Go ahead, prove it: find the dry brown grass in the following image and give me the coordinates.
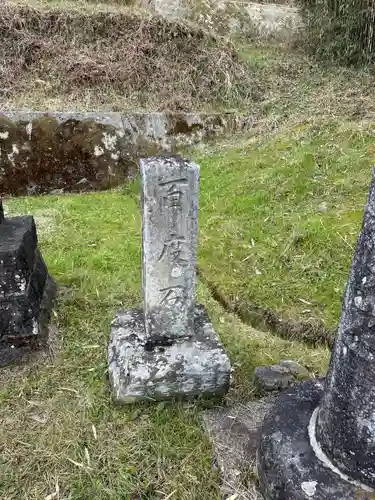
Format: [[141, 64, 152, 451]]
[[0, 1, 257, 111], [3, 0, 375, 128]]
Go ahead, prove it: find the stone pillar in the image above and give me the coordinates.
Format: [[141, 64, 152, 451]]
[[315, 173, 375, 486], [141, 155, 198, 341], [257, 168, 375, 499], [108, 154, 231, 404], [0, 200, 56, 365]]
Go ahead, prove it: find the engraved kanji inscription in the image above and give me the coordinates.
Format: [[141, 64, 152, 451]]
[[159, 177, 188, 209], [158, 234, 188, 265], [160, 285, 185, 306], [141, 156, 199, 339]]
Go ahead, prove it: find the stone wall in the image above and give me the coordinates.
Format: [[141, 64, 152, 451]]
[[0, 111, 253, 196], [141, 0, 301, 41], [244, 2, 300, 39]]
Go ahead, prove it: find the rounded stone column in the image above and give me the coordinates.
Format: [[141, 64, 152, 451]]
[[315, 175, 375, 486], [257, 168, 375, 499]]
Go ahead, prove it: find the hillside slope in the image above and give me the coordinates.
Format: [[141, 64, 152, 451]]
[[0, 1, 256, 111]]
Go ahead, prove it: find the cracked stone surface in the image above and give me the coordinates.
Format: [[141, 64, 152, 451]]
[[108, 305, 231, 403], [108, 154, 231, 403], [0, 112, 254, 196], [258, 379, 375, 499], [140, 155, 199, 340]]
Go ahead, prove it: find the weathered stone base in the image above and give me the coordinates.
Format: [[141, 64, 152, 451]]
[[108, 304, 231, 404], [0, 274, 56, 366], [257, 379, 375, 500]]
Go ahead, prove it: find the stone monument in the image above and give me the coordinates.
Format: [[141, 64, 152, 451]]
[[257, 169, 375, 499], [108, 154, 231, 403], [0, 199, 56, 365]]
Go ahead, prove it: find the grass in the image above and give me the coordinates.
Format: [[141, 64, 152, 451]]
[[0, 0, 373, 496], [2, 0, 375, 126], [196, 120, 374, 338], [0, 0, 255, 113], [0, 176, 330, 499]]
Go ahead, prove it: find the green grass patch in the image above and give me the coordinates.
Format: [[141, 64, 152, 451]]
[[0, 179, 329, 499], [197, 120, 375, 333]]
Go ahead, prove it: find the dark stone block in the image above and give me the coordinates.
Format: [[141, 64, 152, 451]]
[[0, 250, 48, 338], [0, 296, 33, 338], [0, 215, 37, 255], [0, 211, 56, 365], [27, 249, 48, 310], [258, 379, 372, 500], [0, 275, 56, 365], [0, 216, 38, 296]]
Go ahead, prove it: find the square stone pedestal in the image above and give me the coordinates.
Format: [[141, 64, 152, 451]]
[[108, 304, 231, 404]]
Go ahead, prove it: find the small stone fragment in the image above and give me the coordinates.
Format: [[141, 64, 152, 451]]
[[255, 365, 294, 392], [279, 360, 311, 380]]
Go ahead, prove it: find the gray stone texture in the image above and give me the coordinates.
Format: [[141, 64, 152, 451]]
[[0, 111, 253, 197], [258, 380, 373, 499], [255, 360, 311, 393], [258, 168, 375, 498], [316, 168, 375, 486], [140, 155, 199, 340], [108, 154, 231, 403], [279, 359, 311, 380], [254, 359, 311, 392], [121, 112, 253, 151], [0, 200, 56, 365], [108, 305, 231, 403], [255, 365, 295, 392]]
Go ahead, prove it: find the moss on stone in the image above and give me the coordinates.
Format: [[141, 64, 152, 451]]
[[0, 115, 131, 196]]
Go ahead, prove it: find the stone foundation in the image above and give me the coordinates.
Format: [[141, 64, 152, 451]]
[[258, 379, 374, 499], [108, 305, 231, 404]]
